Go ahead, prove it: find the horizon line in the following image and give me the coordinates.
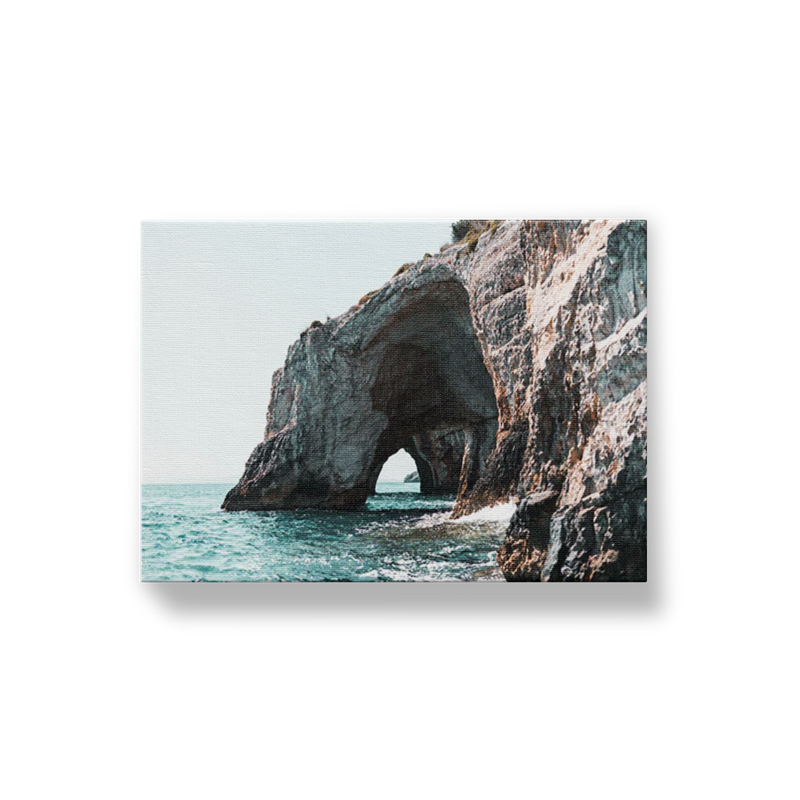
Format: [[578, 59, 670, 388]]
[[141, 478, 419, 486]]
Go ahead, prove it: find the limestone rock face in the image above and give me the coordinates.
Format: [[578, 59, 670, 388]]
[[223, 262, 498, 511], [487, 220, 647, 581], [406, 428, 465, 494], [223, 220, 647, 582]]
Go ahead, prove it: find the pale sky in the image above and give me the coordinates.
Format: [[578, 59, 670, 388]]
[[142, 220, 454, 484]]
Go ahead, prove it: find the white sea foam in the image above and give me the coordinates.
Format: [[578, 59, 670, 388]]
[[445, 501, 517, 524], [411, 511, 453, 529]]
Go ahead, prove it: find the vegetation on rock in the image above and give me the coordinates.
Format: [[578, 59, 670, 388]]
[[357, 289, 379, 306], [393, 262, 415, 277], [450, 219, 504, 252]]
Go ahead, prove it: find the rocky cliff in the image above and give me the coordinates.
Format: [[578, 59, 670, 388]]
[[223, 219, 647, 582]]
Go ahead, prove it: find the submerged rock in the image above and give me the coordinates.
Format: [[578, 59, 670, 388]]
[[223, 220, 647, 582]]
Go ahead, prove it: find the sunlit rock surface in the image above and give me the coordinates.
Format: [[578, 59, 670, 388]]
[[223, 263, 497, 511], [223, 220, 647, 582]]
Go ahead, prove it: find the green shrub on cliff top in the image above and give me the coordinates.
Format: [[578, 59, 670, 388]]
[[450, 219, 503, 250], [451, 219, 478, 242], [302, 320, 323, 334], [393, 262, 415, 277], [357, 289, 379, 306]]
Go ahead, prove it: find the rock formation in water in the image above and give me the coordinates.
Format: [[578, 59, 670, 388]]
[[223, 220, 647, 582], [375, 431, 462, 492], [404, 428, 465, 494], [223, 262, 497, 510]]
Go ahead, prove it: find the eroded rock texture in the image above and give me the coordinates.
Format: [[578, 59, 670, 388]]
[[484, 220, 647, 581], [404, 429, 465, 495], [223, 266, 497, 511], [223, 220, 647, 582]]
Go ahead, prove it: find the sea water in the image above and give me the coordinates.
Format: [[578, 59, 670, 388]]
[[141, 482, 510, 581]]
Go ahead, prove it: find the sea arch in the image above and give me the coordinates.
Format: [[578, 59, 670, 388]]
[[223, 269, 498, 511]]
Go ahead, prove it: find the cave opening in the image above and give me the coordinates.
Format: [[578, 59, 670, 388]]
[[222, 277, 500, 512], [363, 279, 499, 504], [374, 450, 420, 492]]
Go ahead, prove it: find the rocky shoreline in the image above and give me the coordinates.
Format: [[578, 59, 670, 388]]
[[224, 220, 647, 582]]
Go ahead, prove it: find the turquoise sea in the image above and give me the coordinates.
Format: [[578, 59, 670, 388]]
[[141, 482, 509, 581]]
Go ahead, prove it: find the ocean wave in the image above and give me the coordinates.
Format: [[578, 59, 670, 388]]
[[411, 511, 453, 529], [142, 483, 508, 582], [445, 501, 517, 525]]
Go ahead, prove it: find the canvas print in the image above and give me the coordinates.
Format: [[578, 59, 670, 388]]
[[142, 220, 647, 581]]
